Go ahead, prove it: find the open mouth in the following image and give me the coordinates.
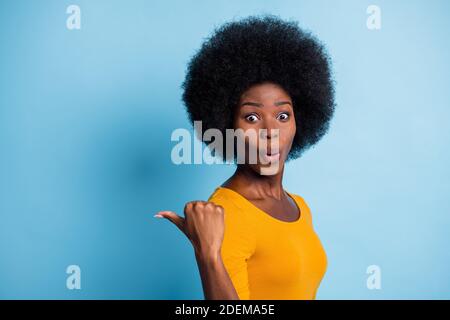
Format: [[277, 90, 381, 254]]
[[261, 150, 280, 163]]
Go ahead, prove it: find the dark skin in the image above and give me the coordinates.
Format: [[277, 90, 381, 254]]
[[155, 82, 299, 299], [223, 81, 299, 221]]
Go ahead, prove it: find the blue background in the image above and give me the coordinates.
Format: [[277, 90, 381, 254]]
[[1, 0, 449, 299]]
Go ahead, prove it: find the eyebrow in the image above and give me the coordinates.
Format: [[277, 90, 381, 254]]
[[240, 101, 292, 107]]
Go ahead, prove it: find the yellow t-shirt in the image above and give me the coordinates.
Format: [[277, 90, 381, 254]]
[[208, 186, 328, 300]]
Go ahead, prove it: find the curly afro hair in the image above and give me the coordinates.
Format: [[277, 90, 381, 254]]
[[181, 14, 336, 161]]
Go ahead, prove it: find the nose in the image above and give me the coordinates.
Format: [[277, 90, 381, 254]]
[[259, 118, 279, 140]]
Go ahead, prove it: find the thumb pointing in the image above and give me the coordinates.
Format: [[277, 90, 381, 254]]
[[155, 210, 185, 233]]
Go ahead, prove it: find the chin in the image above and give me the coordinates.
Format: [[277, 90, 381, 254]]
[[258, 161, 281, 176]]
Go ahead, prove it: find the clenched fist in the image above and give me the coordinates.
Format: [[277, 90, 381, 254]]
[[155, 201, 225, 259]]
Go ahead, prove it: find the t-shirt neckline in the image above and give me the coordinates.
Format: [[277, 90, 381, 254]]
[[216, 186, 303, 225]]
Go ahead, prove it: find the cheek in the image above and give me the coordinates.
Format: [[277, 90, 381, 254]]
[[279, 124, 296, 144], [233, 119, 254, 135], [287, 120, 297, 139]]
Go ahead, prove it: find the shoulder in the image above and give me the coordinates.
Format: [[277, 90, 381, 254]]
[[208, 187, 256, 247], [207, 187, 245, 213], [207, 187, 253, 228], [287, 192, 309, 209], [287, 191, 314, 226]]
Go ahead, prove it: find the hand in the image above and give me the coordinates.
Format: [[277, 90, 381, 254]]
[[155, 201, 225, 260]]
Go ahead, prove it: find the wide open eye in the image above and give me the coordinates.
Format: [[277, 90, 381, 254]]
[[277, 112, 290, 121], [245, 114, 259, 123]]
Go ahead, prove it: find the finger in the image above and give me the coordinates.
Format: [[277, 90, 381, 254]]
[[155, 211, 185, 232]]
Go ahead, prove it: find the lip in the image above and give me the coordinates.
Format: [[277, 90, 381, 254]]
[[261, 152, 280, 163]]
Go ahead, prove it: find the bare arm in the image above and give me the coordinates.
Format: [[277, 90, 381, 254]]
[[195, 250, 239, 300]]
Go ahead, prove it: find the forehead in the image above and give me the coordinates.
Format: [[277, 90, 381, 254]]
[[239, 82, 292, 102]]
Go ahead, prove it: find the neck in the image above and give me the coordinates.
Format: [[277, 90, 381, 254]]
[[231, 163, 286, 200]]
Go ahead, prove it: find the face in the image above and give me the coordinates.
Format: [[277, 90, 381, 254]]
[[233, 82, 296, 175]]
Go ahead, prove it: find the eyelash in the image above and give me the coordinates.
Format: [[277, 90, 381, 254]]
[[245, 112, 291, 123]]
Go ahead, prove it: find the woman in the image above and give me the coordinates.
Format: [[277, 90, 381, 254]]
[[155, 15, 335, 300]]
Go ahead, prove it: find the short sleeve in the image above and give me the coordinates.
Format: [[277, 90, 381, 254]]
[[208, 193, 256, 300]]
